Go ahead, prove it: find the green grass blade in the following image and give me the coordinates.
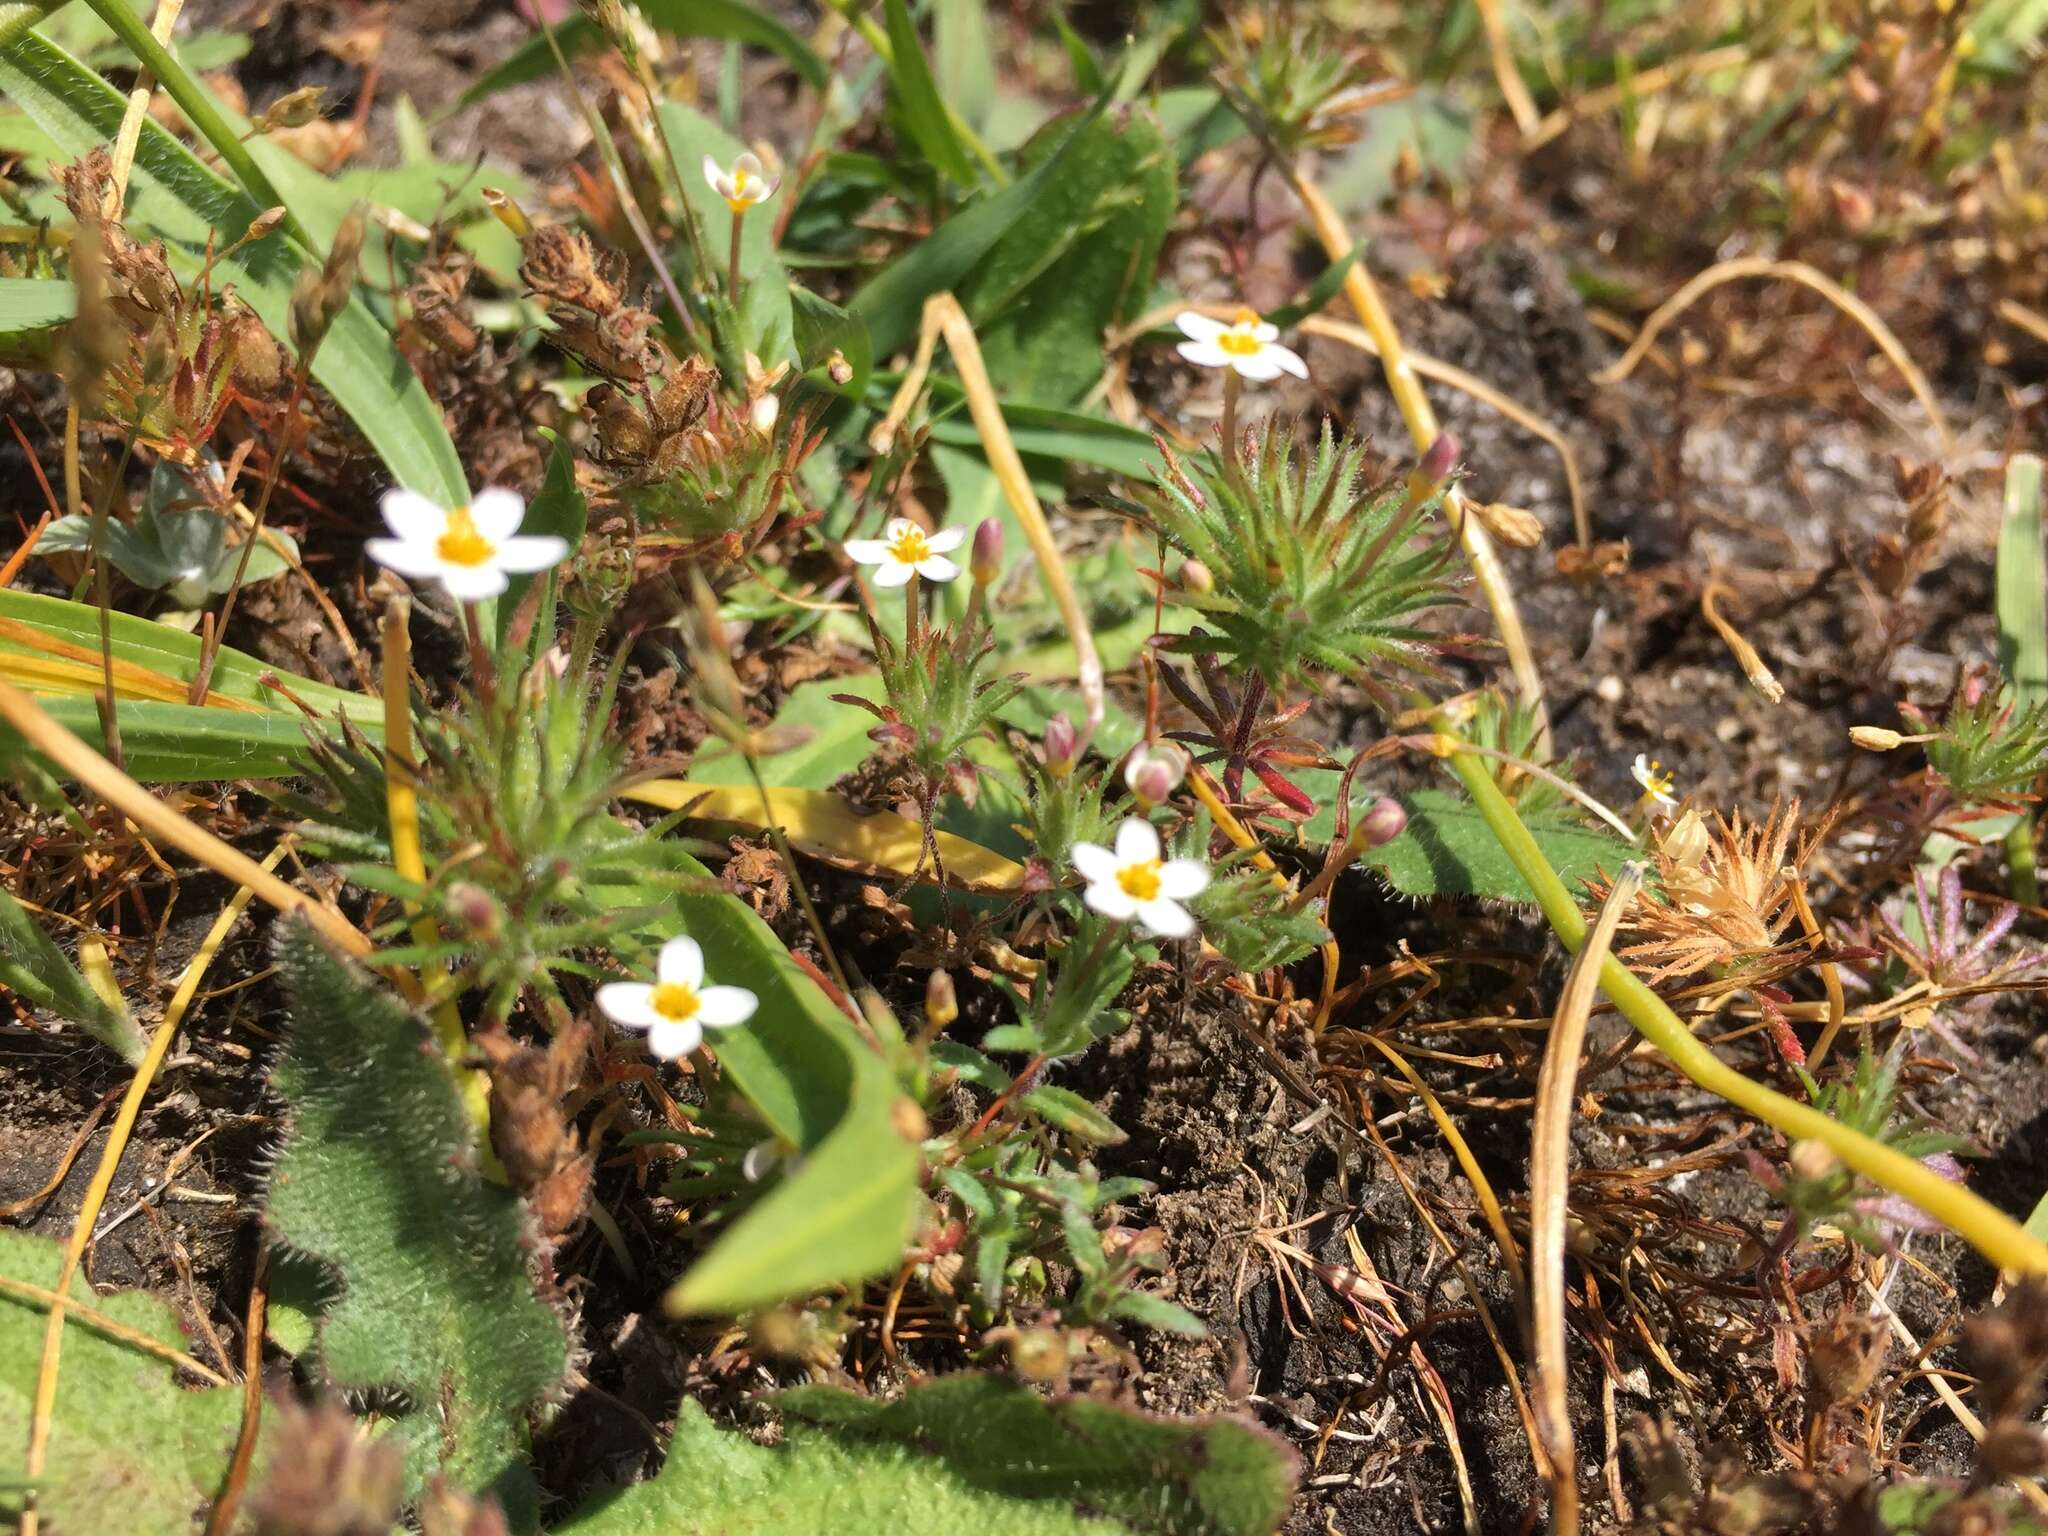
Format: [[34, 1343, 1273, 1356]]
[[883, 0, 977, 186], [1997, 453, 2046, 902]]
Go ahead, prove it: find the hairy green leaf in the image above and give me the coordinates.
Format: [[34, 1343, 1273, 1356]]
[[264, 925, 569, 1528], [556, 1377, 1297, 1536], [0, 1229, 246, 1533]]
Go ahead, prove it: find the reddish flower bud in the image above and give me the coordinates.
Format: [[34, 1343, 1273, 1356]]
[[1043, 712, 1078, 777], [1353, 796, 1408, 849], [971, 517, 1004, 586], [1124, 743, 1188, 807]]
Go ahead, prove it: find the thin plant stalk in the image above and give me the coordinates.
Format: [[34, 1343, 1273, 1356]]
[[1529, 862, 1643, 1536], [1441, 730, 2048, 1276], [100, 0, 185, 223]]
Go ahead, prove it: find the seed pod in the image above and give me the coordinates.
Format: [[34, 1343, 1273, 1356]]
[[1008, 1326, 1068, 1383], [1850, 725, 1904, 751], [254, 85, 325, 134], [924, 970, 958, 1032], [1472, 500, 1544, 548]]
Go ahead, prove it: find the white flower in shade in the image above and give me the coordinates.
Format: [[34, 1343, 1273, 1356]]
[[1174, 307, 1308, 382], [596, 936, 758, 1060], [703, 151, 779, 213], [1631, 753, 1679, 810], [1072, 818, 1210, 940], [366, 487, 568, 602], [844, 517, 966, 587]]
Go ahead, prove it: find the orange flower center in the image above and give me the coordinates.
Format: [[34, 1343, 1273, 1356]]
[[435, 506, 495, 567], [888, 527, 933, 566], [1116, 860, 1163, 902], [651, 981, 701, 1022]]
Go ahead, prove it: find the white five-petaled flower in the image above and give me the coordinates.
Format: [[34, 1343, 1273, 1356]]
[[1174, 307, 1309, 382], [366, 487, 568, 602], [1072, 818, 1210, 940], [1631, 753, 1679, 810], [844, 517, 967, 587], [703, 152, 779, 213], [596, 936, 758, 1061]]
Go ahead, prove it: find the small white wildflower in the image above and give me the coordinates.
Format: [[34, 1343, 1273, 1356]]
[[366, 487, 567, 602], [1631, 753, 1679, 810], [703, 151, 779, 213], [844, 517, 967, 587], [1174, 306, 1308, 382], [596, 935, 758, 1060], [1072, 818, 1209, 940], [1123, 743, 1188, 808]]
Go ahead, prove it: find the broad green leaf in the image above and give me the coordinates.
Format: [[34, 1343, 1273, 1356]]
[[0, 882, 143, 1060], [791, 282, 872, 399], [848, 91, 1113, 360], [456, 0, 828, 108], [0, 273, 71, 337], [884, 0, 976, 186], [265, 926, 570, 1528], [656, 100, 795, 363], [707, 674, 881, 790], [555, 1378, 1297, 1536], [0, 1229, 248, 1534], [958, 106, 1177, 406], [21, 696, 375, 782], [1317, 786, 1629, 904], [653, 849, 923, 1314], [0, 28, 468, 505]]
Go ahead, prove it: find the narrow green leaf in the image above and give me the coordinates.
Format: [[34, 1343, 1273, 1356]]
[[0, 273, 73, 334], [661, 850, 921, 1315], [18, 696, 378, 782], [1020, 1083, 1127, 1144], [0, 28, 468, 504], [884, 0, 976, 186], [1998, 455, 2047, 704], [0, 883, 143, 1060], [934, 0, 995, 131]]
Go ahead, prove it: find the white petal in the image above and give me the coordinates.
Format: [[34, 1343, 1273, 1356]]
[[1070, 842, 1119, 884], [703, 153, 726, 193], [884, 517, 919, 541], [1177, 338, 1228, 370], [468, 487, 526, 541], [1174, 311, 1225, 342], [696, 985, 758, 1028], [922, 525, 966, 553], [1136, 898, 1195, 939], [1631, 754, 1651, 780], [492, 535, 569, 574], [365, 536, 440, 578], [915, 554, 961, 583], [1250, 320, 1279, 342], [380, 488, 446, 541], [733, 151, 764, 179], [1113, 817, 1162, 864], [1266, 343, 1308, 379], [1229, 353, 1287, 382], [596, 982, 658, 1028], [1154, 859, 1210, 900], [1083, 881, 1140, 923], [843, 539, 892, 565], [439, 563, 509, 600], [871, 560, 915, 588], [647, 1018, 704, 1059], [659, 936, 705, 987]]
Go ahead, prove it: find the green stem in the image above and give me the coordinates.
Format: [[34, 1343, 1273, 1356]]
[[79, 0, 307, 250], [2008, 813, 2040, 906], [1438, 727, 2048, 1276]]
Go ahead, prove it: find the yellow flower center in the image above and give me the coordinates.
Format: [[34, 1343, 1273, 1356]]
[[1217, 307, 1264, 357], [650, 981, 701, 1022], [888, 527, 933, 566], [435, 506, 495, 568], [1116, 860, 1163, 902], [724, 166, 758, 212], [1639, 760, 1675, 798]]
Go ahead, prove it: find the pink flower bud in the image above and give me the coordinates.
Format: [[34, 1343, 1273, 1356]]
[[971, 517, 1003, 585], [1043, 713, 1078, 777], [1353, 796, 1408, 848], [1124, 743, 1188, 807], [1180, 558, 1213, 593], [1419, 431, 1459, 483]]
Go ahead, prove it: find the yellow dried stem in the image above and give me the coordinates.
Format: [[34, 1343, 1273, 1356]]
[[1530, 863, 1643, 1536], [1471, 0, 1541, 135], [1593, 258, 1955, 459], [102, 0, 185, 222]]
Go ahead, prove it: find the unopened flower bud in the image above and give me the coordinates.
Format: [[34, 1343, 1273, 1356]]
[[1179, 558, 1213, 593], [481, 186, 531, 238], [826, 349, 853, 386], [1787, 1139, 1842, 1185], [1849, 725, 1904, 751], [1405, 431, 1459, 512], [971, 517, 1003, 586], [749, 392, 779, 433], [1043, 713, 1078, 777], [445, 882, 500, 940], [924, 970, 958, 1032], [1472, 500, 1544, 549], [1124, 743, 1188, 808], [1352, 796, 1408, 849], [254, 85, 325, 134], [1008, 1326, 1068, 1383]]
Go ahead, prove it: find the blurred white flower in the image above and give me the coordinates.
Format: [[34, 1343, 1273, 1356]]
[[845, 517, 966, 587], [1072, 818, 1209, 939], [1631, 753, 1679, 810], [596, 935, 758, 1060], [703, 151, 779, 213], [1175, 307, 1308, 382], [366, 487, 567, 602]]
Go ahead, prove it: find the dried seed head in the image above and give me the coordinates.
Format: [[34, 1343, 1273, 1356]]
[[1807, 1309, 1888, 1404], [1008, 1326, 1069, 1383], [1472, 500, 1544, 548], [1850, 725, 1905, 751], [247, 1395, 404, 1536]]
